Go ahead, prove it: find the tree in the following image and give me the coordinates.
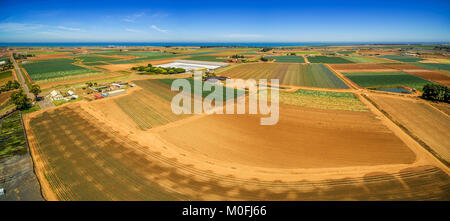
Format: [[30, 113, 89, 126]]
[[260, 56, 270, 62], [422, 84, 449, 102], [10, 90, 32, 110], [30, 84, 41, 101]]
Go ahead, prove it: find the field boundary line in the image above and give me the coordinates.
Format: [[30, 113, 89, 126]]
[[325, 64, 359, 89]]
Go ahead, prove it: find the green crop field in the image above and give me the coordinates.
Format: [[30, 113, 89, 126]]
[[343, 56, 388, 63], [294, 51, 321, 55], [109, 60, 138, 64], [337, 51, 355, 55], [379, 55, 424, 62], [267, 56, 305, 63], [76, 56, 118, 62], [343, 71, 433, 90], [117, 79, 243, 130], [115, 79, 188, 130], [0, 112, 27, 158], [126, 52, 173, 57], [22, 59, 98, 81], [130, 54, 182, 62], [238, 52, 259, 55], [182, 51, 218, 56], [278, 89, 368, 111], [29, 107, 189, 200], [0, 70, 13, 84], [308, 56, 354, 64], [412, 62, 450, 70], [30, 52, 63, 55], [83, 62, 108, 66], [221, 63, 348, 88], [185, 56, 228, 62]]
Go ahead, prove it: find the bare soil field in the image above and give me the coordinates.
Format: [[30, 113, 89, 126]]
[[0, 90, 14, 106], [27, 54, 72, 60], [329, 64, 397, 72], [23, 101, 450, 200], [368, 95, 450, 164], [403, 70, 450, 86], [158, 104, 415, 169], [430, 102, 450, 116]]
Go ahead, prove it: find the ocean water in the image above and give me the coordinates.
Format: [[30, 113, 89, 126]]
[[0, 42, 441, 47]]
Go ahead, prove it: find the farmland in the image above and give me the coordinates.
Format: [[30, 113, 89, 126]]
[[221, 63, 348, 88], [368, 95, 450, 164], [379, 55, 424, 62], [308, 56, 354, 64], [158, 103, 415, 169], [108, 60, 138, 64], [76, 56, 118, 63], [403, 70, 450, 86], [0, 70, 13, 85], [278, 89, 368, 111], [115, 80, 187, 130], [412, 62, 450, 70], [343, 56, 390, 63], [342, 71, 434, 90], [184, 56, 228, 62], [0, 112, 27, 158], [22, 59, 99, 82], [27, 107, 188, 200], [266, 56, 305, 63], [130, 54, 182, 62], [337, 51, 355, 55], [25, 103, 450, 200], [7, 45, 450, 201]]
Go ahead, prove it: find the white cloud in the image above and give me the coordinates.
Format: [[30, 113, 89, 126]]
[[151, 25, 167, 33], [0, 22, 44, 32], [125, 28, 144, 33], [57, 26, 81, 31], [122, 12, 145, 23], [226, 33, 263, 38]]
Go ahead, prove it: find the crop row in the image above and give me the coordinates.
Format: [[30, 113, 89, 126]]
[[343, 71, 434, 90], [22, 59, 97, 81], [29, 108, 187, 200], [221, 63, 348, 88]]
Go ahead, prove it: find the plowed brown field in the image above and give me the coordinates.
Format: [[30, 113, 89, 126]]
[[368, 95, 450, 164], [158, 104, 415, 169]]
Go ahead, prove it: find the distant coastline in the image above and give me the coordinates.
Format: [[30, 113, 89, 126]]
[[0, 42, 448, 47]]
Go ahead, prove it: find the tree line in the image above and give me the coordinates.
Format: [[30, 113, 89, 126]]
[[131, 64, 185, 75]]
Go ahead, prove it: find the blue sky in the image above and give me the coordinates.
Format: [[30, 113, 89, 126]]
[[0, 0, 449, 42]]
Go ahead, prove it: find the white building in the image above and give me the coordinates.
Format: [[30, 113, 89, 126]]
[[156, 60, 228, 72]]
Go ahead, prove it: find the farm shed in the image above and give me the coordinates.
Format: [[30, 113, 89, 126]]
[[156, 60, 228, 72], [107, 89, 125, 97]]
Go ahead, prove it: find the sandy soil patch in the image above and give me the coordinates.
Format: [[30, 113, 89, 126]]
[[329, 64, 392, 71], [157, 104, 415, 169], [27, 54, 72, 60], [403, 70, 450, 86]]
